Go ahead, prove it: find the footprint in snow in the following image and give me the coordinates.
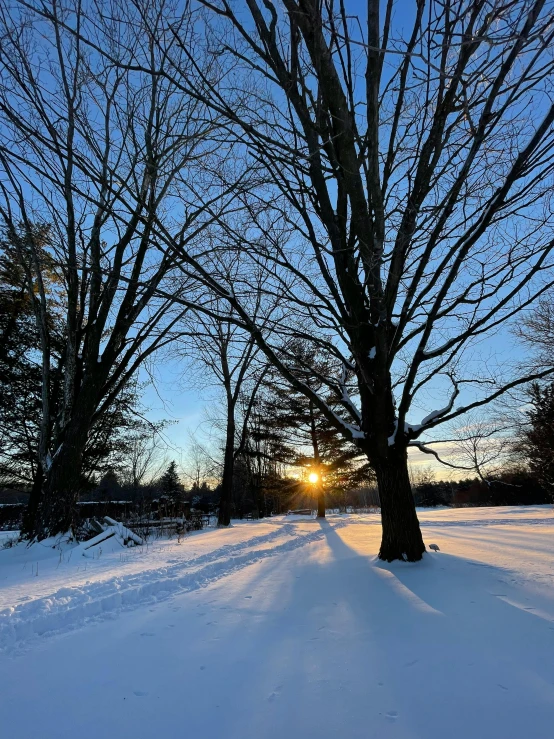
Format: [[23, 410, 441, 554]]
[[133, 691, 149, 697], [200, 666, 206, 670], [404, 659, 419, 668], [498, 684, 509, 691], [244, 596, 252, 599], [385, 711, 398, 721], [140, 632, 155, 637]]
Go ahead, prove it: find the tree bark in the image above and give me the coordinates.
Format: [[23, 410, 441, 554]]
[[310, 400, 325, 518], [21, 462, 43, 540], [26, 377, 101, 540], [316, 485, 326, 519], [218, 414, 235, 526], [35, 415, 93, 539], [374, 447, 426, 562], [40, 444, 85, 538]]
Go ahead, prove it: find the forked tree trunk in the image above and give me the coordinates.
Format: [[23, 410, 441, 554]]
[[23, 441, 86, 541], [26, 383, 99, 540], [40, 452, 83, 538], [35, 422, 90, 539], [374, 447, 426, 562]]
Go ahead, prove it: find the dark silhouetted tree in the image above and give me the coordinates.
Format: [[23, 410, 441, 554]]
[[518, 383, 554, 496], [159, 462, 184, 505]]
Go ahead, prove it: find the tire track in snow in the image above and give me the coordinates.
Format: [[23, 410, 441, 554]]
[[0, 520, 347, 653], [0, 523, 298, 614]]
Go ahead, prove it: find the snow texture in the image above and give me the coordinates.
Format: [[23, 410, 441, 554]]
[[1, 507, 554, 739]]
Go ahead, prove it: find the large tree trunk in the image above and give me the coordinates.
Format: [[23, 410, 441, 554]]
[[374, 447, 426, 562], [34, 418, 91, 539], [316, 486, 326, 518], [23, 431, 88, 541], [21, 462, 44, 540], [40, 443, 85, 538], [26, 379, 100, 541], [218, 414, 235, 526]]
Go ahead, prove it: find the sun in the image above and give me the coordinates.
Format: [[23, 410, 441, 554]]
[[308, 472, 319, 484]]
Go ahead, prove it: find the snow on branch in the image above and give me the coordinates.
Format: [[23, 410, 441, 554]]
[[338, 363, 362, 423], [406, 376, 460, 438]]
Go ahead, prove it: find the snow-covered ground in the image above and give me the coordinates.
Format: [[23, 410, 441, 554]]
[[1, 506, 554, 738]]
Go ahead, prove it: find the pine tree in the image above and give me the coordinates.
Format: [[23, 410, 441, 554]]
[[238, 398, 292, 517], [0, 228, 62, 488], [159, 462, 184, 505], [256, 342, 373, 516], [520, 382, 554, 494], [97, 469, 121, 502], [0, 228, 163, 496]]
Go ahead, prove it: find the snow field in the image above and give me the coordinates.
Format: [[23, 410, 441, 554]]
[[0, 506, 553, 739], [0, 521, 347, 652]]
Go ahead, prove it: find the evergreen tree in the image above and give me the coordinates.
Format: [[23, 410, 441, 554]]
[[0, 229, 164, 494], [0, 228, 63, 487], [97, 469, 122, 502], [519, 382, 554, 494], [255, 342, 373, 516], [159, 462, 184, 504], [236, 396, 292, 517]]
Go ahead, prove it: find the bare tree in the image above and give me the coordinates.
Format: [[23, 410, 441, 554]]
[[182, 434, 214, 492], [449, 413, 512, 483], [156, 0, 554, 560], [16, 1, 554, 559], [183, 293, 270, 525], [516, 293, 554, 370], [0, 0, 231, 538], [123, 424, 168, 493]]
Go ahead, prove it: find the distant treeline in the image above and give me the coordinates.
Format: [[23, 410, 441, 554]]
[[2, 465, 551, 533], [413, 468, 551, 508]]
